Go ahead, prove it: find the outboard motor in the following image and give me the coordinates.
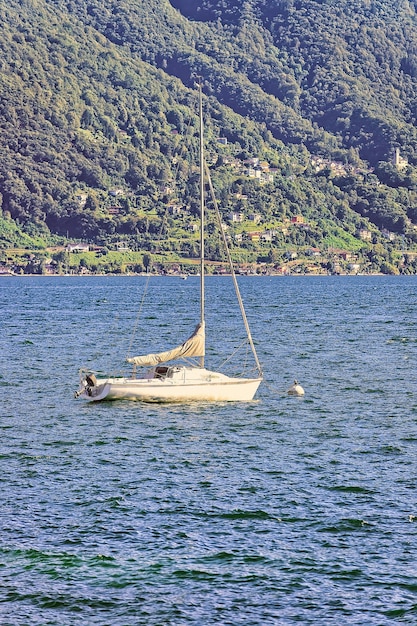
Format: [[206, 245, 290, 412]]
[[86, 374, 97, 387]]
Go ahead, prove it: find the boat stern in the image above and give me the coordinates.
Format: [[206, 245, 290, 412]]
[[75, 371, 110, 402]]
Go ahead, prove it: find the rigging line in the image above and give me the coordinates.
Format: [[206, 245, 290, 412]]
[[105, 296, 139, 373], [104, 310, 126, 376], [126, 273, 151, 357], [204, 162, 263, 378], [218, 337, 251, 369], [227, 343, 259, 378]]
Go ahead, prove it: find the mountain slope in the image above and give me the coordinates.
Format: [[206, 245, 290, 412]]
[[54, 0, 417, 163], [189, 0, 417, 164], [0, 0, 416, 270]]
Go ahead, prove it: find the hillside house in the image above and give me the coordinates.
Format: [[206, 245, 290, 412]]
[[382, 229, 396, 241], [44, 259, 57, 274], [331, 250, 354, 261], [306, 248, 321, 256], [291, 215, 304, 224], [247, 231, 261, 242], [230, 211, 244, 223], [247, 167, 262, 179], [75, 193, 88, 207], [168, 204, 183, 216], [311, 156, 348, 176], [67, 243, 90, 253], [260, 231, 273, 243], [109, 188, 124, 197], [223, 157, 241, 170], [358, 229, 372, 242], [248, 213, 262, 224], [244, 158, 260, 167]]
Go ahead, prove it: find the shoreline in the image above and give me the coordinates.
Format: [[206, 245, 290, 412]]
[[0, 271, 395, 278]]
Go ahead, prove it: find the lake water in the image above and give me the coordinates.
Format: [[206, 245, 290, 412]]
[[1, 275, 416, 625]]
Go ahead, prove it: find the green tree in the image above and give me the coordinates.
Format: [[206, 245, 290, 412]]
[[143, 253, 152, 272]]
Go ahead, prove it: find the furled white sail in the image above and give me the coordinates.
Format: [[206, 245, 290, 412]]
[[126, 322, 205, 366]]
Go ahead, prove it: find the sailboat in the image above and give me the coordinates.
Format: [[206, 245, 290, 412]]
[[75, 84, 263, 403]]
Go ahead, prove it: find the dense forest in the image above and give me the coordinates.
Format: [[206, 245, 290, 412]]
[[1, 0, 417, 273]]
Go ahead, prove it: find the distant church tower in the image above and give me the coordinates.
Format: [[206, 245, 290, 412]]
[[393, 148, 408, 170]]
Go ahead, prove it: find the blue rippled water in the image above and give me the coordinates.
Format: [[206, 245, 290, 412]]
[[1, 275, 416, 625]]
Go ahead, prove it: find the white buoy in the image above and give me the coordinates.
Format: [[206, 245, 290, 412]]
[[287, 380, 305, 396]]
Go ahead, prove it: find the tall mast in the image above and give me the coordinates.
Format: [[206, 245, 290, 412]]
[[199, 80, 205, 368]]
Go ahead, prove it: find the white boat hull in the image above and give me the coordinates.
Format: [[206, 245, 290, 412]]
[[78, 367, 262, 403]]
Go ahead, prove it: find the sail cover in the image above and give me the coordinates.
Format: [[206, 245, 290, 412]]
[[127, 322, 205, 366]]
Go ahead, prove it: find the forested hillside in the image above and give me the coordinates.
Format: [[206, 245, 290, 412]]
[[1, 0, 417, 274]]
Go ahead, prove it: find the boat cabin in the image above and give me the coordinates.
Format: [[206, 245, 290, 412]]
[[151, 365, 188, 380], [153, 366, 170, 378]]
